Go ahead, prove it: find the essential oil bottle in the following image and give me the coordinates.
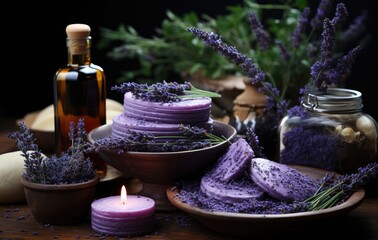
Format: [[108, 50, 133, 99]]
[[53, 23, 107, 176]]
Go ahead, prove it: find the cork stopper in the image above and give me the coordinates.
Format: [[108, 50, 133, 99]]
[[66, 24, 91, 39]]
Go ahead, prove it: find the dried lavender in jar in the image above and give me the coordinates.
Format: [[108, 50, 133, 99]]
[[279, 88, 378, 174]]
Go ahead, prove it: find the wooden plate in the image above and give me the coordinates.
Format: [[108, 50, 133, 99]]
[[166, 165, 365, 238]]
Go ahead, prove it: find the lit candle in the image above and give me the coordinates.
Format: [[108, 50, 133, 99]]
[[91, 185, 156, 236]]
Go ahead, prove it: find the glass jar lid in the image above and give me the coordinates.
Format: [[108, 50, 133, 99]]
[[301, 88, 363, 113]]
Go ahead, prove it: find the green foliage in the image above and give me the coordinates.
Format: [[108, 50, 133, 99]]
[[98, 1, 304, 84], [98, 0, 367, 106]]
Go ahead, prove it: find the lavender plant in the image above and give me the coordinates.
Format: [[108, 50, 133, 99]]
[[8, 119, 96, 184], [188, 0, 365, 121]]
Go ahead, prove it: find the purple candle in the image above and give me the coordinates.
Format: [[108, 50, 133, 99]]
[[91, 186, 156, 236]]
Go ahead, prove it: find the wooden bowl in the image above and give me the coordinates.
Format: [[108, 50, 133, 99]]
[[88, 120, 237, 211]]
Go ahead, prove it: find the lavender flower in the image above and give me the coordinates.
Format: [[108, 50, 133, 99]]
[[320, 18, 336, 62], [188, 27, 287, 118], [245, 128, 265, 158], [291, 7, 310, 49], [277, 41, 290, 61], [286, 105, 308, 118], [310, 0, 334, 31], [8, 119, 96, 184], [331, 3, 348, 30], [111, 80, 220, 102], [339, 10, 368, 47], [93, 125, 227, 153], [248, 12, 271, 51], [308, 18, 361, 92], [336, 46, 361, 77], [305, 162, 378, 210]]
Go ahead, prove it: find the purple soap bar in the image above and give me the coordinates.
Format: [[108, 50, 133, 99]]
[[200, 174, 265, 203], [211, 138, 254, 182], [249, 158, 318, 202]]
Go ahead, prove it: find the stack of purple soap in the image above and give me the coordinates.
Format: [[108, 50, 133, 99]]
[[112, 92, 213, 139]]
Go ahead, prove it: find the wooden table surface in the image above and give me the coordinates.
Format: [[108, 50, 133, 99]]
[[1, 117, 378, 240]]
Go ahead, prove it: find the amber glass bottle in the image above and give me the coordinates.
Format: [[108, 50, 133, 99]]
[[53, 23, 107, 176]]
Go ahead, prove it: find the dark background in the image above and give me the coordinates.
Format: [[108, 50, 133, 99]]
[[2, 0, 377, 121]]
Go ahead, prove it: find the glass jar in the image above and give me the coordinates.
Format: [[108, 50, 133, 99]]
[[279, 88, 377, 174]]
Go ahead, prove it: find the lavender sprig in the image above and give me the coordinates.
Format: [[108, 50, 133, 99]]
[[339, 10, 368, 48], [310, 0, 334, 31], [308, 18, 361, 92], [111, 80, 220, 102], [248, 12, 271, 51], [291, 7, 310, 49], [245, 128, 265, 158], [187, 27, 287, 118], [305, 162, 378, 211], [331, 3, 348, 31], [93, 124, 228, 153]]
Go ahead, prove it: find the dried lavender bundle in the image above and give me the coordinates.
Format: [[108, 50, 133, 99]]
[[92, 124, 226, 153], [111, 80, 220, 102], [305, 162, 378, 211]]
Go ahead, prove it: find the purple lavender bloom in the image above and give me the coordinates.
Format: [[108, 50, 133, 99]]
[[277, 41, 291, 61], [291, 7, 310, 49], [308, 18, 337, 92], [93, 124, 223, 153], [336, 46, 361, 79], [287, 105, 308, 118], [187, 27, 270, 92], [179, 124, 207, 139], [8, 120, 96, 184], [248, 12, 271, 51], [320, 18, 336, 61], [306, 162, 378, 210], [245, 128, 265, 158], [337, 162, 378, 198], [310, 0, 334, 31], [339, 10, 368, 46], [331, 3, 348, 30], [308, 18, 361, 92]]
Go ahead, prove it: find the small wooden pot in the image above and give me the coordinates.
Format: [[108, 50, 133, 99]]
[[21, 176, 99, 225]]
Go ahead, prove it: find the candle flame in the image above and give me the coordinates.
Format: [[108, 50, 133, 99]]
[[121, 185, 127, 205]]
